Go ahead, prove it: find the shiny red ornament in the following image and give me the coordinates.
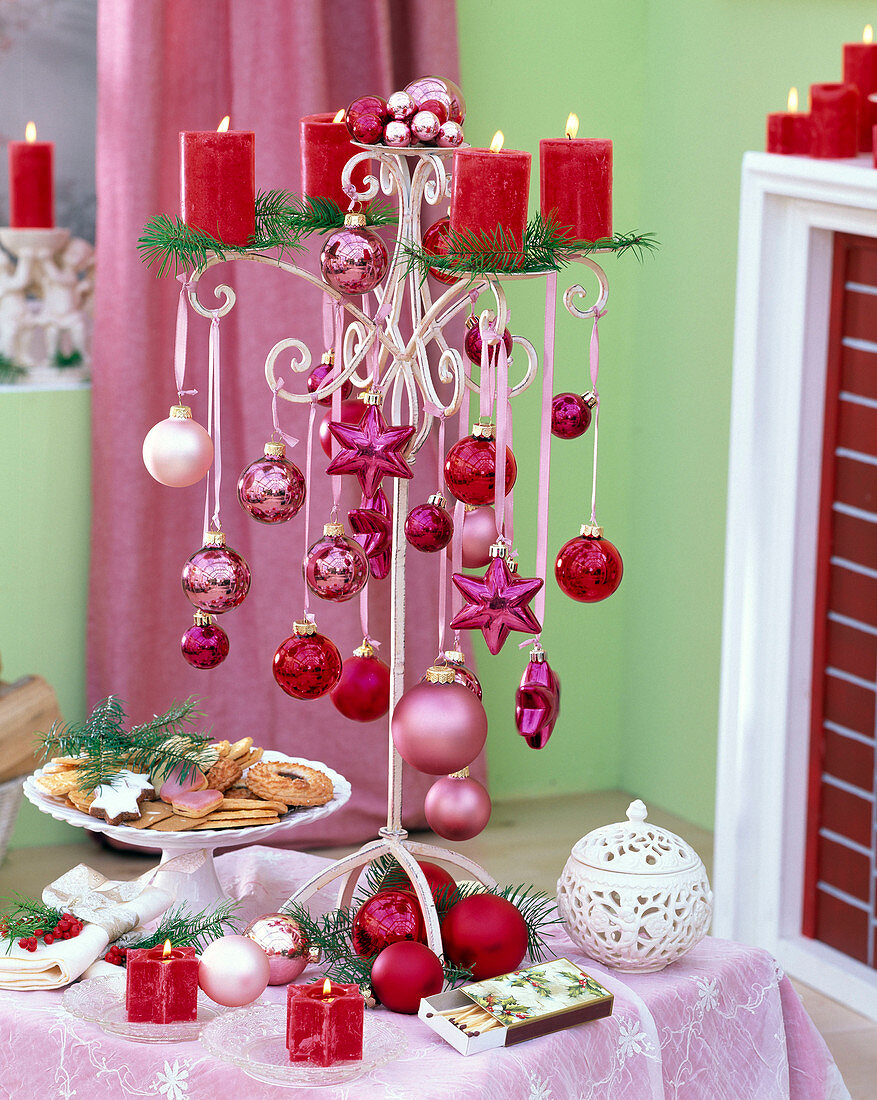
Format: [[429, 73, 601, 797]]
[[444, 428, 516, 507], [515, 651, 561, 749], [320, 398, 366, 459], [348, 487, 392, 580], [303, 523, 369, 603], [463, 317, 514, 367], [345, 95, 388, 134], [451, 552, 542, 655], [320, 216, 389, 296], [180, 611, 229, 670], [425, 774, 492, 841], [330, 641, 390, 722], [181, 533, 251, 614], [555, 527, 623, 603], [349, 112, 384, 145], [391, 670, 488, 775], [370, 941, 444, 1015], [273, 621, 342, 700], [237, 442, 306, 524], [307, 355, 353, 406], [404, 494, 453, 552], [326, 400, 415, 498], [421, 216, 457, 285], [551, 392, 593, 440], [441, 894, 529, 980], [351, 889, 425, 958]]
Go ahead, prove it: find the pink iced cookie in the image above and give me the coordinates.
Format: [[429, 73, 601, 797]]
[[160, 764, 208, 804], [171, 788, 223, 818]]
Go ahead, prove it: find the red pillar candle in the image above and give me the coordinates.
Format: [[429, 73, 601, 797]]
[[125, 942, 199, 1024], [766, 87, 811, 155], [301, 112, 369, 212], [540, 113, 612, 243], [843, 25, 877, 151], [8, 122, 54, 228], [450, 132, 531, 258], [287, 978, 364, 1066], [810, 83, 860, 159], [180, 118, 255, 247]]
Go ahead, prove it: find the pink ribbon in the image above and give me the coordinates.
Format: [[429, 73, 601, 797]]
[[174, 274, 197, 399], [533, 272, 558, 633], [270, 378, 299, 449], [302, 400, 318, 617], [588, 308, 606, 526], [359, 586, 380, 650], [202, 312, 222, 539], [492, 324, 511, 546], [330, 301, 344, 520], [449, 352, 471, 617], [322, 293, 333, 349]]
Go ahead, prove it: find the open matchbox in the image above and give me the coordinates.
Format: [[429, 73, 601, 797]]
[[418, 957, 613, 1055]]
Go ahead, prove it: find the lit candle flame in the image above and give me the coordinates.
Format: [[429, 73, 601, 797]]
[[865, 24, 873, 43], [25, 121, 36, 143], [217, 116, 231, 133], [566, 112, 580, 139], [489, 130, 504, 153], [787, 87, 798, 113], [322, 978, 332, 996], [162, 939, 172, 959], [333, 108, 345, 124]]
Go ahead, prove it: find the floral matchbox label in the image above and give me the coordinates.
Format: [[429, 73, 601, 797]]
[[463, 958, 613, 1029]]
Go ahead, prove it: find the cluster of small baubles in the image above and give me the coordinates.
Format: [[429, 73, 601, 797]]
[[555, 523, 623, 602], [303, 521, 370, 602], [551, 390, 597, 440], [321, 212, 389, 296], [345, 76, 465, 149], [237, 440, 306, 524], [273, 618, 342, 700], [405, 492, 454, 553]]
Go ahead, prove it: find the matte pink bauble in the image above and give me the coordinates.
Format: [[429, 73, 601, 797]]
[[425, 774, 492, 841], [411, 110, 440, 144], [142, 405, 213, 487], [181, 534, 250, 614], [320, 398, 366, 458], [307, 358, 353, 406], [273, 621, 342, 700], [421, 216, 457, 285], [436, 121, 464, 148], [370, 941, 444, 1014], [244, 912, 320, 986], [444, 432, 517, 507], [237, 443, 306, 524], [404, 496, 453, 552], [447, 505, 498, 569], [198, 935, 270, 1007], [321, 218, 388, 296], [463, 318, 514, 366], [551, 393, 592, 439], [391, 673, 488, 775], [303, 523, 369, 602], [180, 611, 229, 669], [383, 120, 412, 148], [555, 529, 623, 602], [330, 643, 390, 722]]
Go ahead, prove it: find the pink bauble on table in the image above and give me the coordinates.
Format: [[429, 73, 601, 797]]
[[198, 935, 270, 1007], [320, 216, 389, 295], [436, 121, 464, 148], [303, 523, 369, 603], [404, 494, 454, 552], [273, 621, 342, 700], [383, 121, 412, 148], [444, 428, 517, 507], [237, 442, 306, 524], [244, 912, 320, 986], [404, 76, 466, 125], [425, 773, 492, 841], [181, 532, 250, 614], [180, 611, 229, 669], [555, 526, 623, 602], [411, 110, 441, 144], [370, 941, 444, 1014], [463, 316, 513, 367], [142, 405, 213, 488], [386, 91, 417, 122], [330, 642, 391, 722], [551, 392, 593, 439], [391, 668, 488, 775]]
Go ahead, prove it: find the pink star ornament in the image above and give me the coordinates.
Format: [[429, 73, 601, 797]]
[[326, 404, 415, 498], [450, 556, 543, 655]]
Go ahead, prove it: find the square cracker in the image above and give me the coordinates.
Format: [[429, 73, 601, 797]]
[[127, 801, 176, 829]]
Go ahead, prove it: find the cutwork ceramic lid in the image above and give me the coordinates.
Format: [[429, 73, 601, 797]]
[[569, 799, 702, 875]]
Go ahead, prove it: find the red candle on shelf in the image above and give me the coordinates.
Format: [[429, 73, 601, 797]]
[[450, 132, 531, 259], [810, 83, 860, 159], [125, 940, 199, 1024], [287, 977, 364, 1066], [843, 25, 877, 151], [540, 113, 612, 243], [180, 116, 255, 246], [766, 87, 811, 155], [301, 110, 369, 212], [8, 122, 54, 228]]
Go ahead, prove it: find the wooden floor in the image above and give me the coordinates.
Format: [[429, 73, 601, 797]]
[[2, 790, 875, 1096]]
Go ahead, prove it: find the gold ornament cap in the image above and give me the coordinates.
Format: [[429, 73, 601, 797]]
[[427, 492, 447, 509], [508, 559, 519, 573], [449, 767, 471, 779], [170, 404, 192, 420], [472, 421, 495, 440], [529, 646, 546, 663], [580, 523, 604, 538], [321, 349, 335, 366], [205, 530, 226, 547], [488, 541, 508, 559], [582, 390, 598, 408], [293, 619, 317, 636], [264, 440, 285, 458], [465, 314, 478, 330], [344, 212, 367, 228], [444, 649, 465, 665], [424, 664, 455, 684], [193, 610, 213, 627], [353, 638, 375, 658], [360, 388, 382, 406], [324, 521, 345, 537]]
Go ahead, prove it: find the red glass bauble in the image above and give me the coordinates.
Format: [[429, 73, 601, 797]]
[[463, 320, 514, 367], [555, 532, 623, 603], [446, 505, 498, 569], [515, 654, 561, 749], [303, 526, 369, 602], [444, 434, 517, 507], [320, 398, 366, 459], [404, 499, 453, 552], [421, 217, 456, 285], [237, 445, 306, 524], [425, 775, 492, 841], [307, 360, 353, 407], [330, 646, 390, 722], [391, 677, 487, 775], [351, 889, 425, 958], [345, 95, 388, 132], [349, 112, 384, 145], [551, 393, 592, 440], [441, 894, 529, 980], [180, 614, 229, 670], [370, 941, 444, 1014], [397, 860, 456, 906], [273, 626, 342, 700], [181, 536, 250, 614], [321, 224, 389, 296]]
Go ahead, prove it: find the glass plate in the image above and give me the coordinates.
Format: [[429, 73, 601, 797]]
[[63, 974, 228, 1043], [200, 1003, 407, 1088]]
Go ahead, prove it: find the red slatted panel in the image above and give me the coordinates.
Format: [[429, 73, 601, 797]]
[[827, 565, 877, 628], [826, 618, 877, 681], [836, 400, 877, 453], [822, 728, 874, 789], [835, 456, 877, 512], [840, 346, 877, 402], [819, 782, 873, 848], [833, 511, 877, 571], [846, 247, 877, 284], [814, 891, 870, 963], [822, 672, 875, 733], [817, 835, 871, 901], [842, 293, 877, 344]]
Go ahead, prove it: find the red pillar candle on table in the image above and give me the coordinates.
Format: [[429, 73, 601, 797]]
[[125, 941, 199, 1024], [8, 122, 54, 228], [287, 977, 364, 1066], [301, 111, 369, 212], [450, 132, 531, 258], [810, 83, 860, 159], [843, 25, 877, 151], [540, 113, 612, 243], [180, 116, 255, 247], [766, 87, 811, 155]]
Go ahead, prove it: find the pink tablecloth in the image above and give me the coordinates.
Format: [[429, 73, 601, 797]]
[[0, 847, 849, 1099]]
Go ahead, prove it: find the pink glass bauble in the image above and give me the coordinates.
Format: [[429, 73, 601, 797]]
[[386, 90, 417, 122], [345, 95, 388, 132], [447, 505, 498, 569], [436, 120, 464, 148], [273, 624, 342, 700], [516, 653, 561, 749], [441, 895, 528, 981], [142, 406, 213, 488], [330, 645, 391, 722], [180, 612, 229, 669], [425, 774, 492, 841], [181, 535, 250, 614], [320, 398, 366, 458], [404, 498, 453, 552], [349, 486, 392, 579], [197, 935, 270, 1007], [404, 76, 466, 124], [370, 941, 444, 1014], [391, 675, 488, 775], [244, 912, 320, 986], [440, 77, 466, 124], [352, 889, 425, 958], [307, 359, 353, 406], [444, 433, 517, 506], [421, 216, 457, 285], [551, 392, 592, 439], [350, 112, 384, 145], [321, 223, 389, 295], [464, 319, 514, 366], [383, 120, 412, 148], [237, 444, 306, 524], [555, 531, 623, 602], [411, 110, 440, 144], [303, 525, 369, 602]]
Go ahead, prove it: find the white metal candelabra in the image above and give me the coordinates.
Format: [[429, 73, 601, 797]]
[[181, 141, 609, 953]]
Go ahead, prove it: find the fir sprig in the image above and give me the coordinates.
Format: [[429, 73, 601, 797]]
[[0, 353, 26, 382], [0, 896, 62, 952], [125, 901, 240, 952]]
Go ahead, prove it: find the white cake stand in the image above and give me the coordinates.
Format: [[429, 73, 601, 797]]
[[22, 751, 351, 909]]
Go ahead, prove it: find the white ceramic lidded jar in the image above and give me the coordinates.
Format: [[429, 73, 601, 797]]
[[557, 799, 713, 972]]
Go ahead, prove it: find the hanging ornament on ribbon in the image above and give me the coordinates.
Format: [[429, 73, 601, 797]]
[[551, 390, 597, 440], [424, 768, 491, 841], [303, 521, 370, 603], [273, 618, 342, 700], [325, 390, 415, 497], [463, 313, 513, 367], [391, 665, 488, 775], [331, 638, 391, 722], [349, 487, 393, 580], [320, 212, 389, 295], [307, 348, 353, 407], [180, 610, 230, 670], [444, 422, 516, 507], [515, 646, 561, 749], [405, 493, 453, 553], [181, 531, 250, 614], [451, 543, 542, 655], [427, 649, 482, 698], [238, 376, 306, 524]]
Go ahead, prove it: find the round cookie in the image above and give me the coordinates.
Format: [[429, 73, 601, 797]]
[[246, 761, 333, 807]]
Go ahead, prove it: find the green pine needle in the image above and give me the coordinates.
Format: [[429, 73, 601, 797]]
[[125, 901, 240, 952], [0, 354, 26, 382], [0, 896, 63, 952]]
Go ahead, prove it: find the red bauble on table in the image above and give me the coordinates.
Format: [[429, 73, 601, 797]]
[[515, 650, 561, 749], [320, 397, 366, 458], [273, 620, 342, 700], [320, 214, 389, 296], [181, 531, 250, 614], [551, 392, 595, 440], [307, 351, 353, 407], [370, 941, 444, 1014], [180, 610, 229, 669], [349, 112, 384, 145], [391, 666, 488, 775], [555, 525, 623, 602], [330, 640, 390, 722], [463, 315, 514, 367], [444, 425, 517, 507], [441, 894, 529, 980], [405, 493, 454, 552], [421, 217, 457, 285], [303, 522, 369, 603], [352, 889, 425, 958], [425, 773, 492, 841], [142, 404, 214, 487], [396, 860, 456, 905], [237, 441, 306, 524]]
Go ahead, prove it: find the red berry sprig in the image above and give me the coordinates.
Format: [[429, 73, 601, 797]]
[[104, 944, 128, 966], [19, 912, 85, 951]]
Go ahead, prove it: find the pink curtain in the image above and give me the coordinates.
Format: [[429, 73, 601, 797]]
[[90, 0, 476, 845]]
